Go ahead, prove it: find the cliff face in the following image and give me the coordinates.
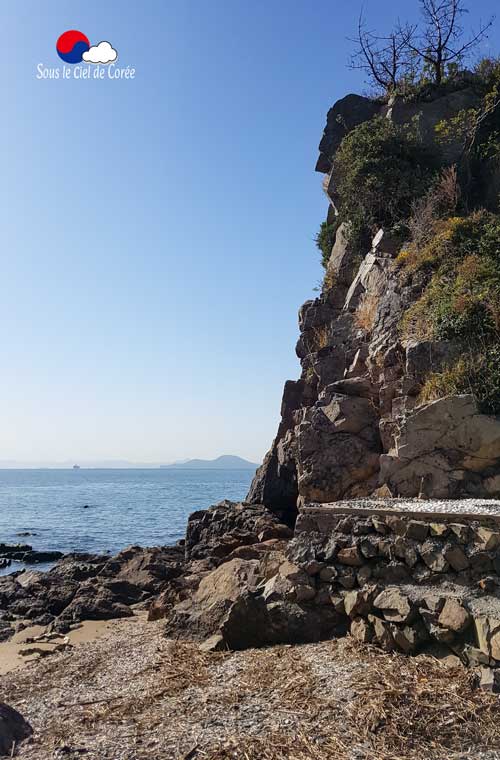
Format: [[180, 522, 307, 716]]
[[248, 87, 500, 519]]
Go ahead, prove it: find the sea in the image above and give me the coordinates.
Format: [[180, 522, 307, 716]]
[[0, 468, 255, 576]]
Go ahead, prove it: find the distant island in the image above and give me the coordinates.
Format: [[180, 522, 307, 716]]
[[160, 455, 259, 470]]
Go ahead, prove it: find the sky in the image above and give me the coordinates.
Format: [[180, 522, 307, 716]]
[[0, 0, 497, 466]]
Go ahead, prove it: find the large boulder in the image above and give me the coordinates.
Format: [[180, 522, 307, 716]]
[[185, 501, 293, 562], [316, 94, 380, 173], [165, 558, 263, 640], [296, 394, 381, 502], [381, 395, 500, 498]]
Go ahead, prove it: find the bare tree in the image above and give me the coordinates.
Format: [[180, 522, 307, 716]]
[[350, 13, 417, 93], [400, 0, 494, 86]]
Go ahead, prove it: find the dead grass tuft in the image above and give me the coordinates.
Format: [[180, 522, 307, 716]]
[[355, 293, 379, 333]]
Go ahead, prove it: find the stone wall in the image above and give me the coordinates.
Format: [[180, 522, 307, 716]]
[[287, 505, 500, 668]]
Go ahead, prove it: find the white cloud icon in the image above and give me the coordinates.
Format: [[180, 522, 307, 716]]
[[82, 41, 118, 64]]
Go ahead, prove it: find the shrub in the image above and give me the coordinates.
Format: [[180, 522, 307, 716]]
[[401, 210, 500, 414], [419, 347, 500, 415], [332, 117, 439, 249], [408, 165, 460, 248], [315, 219, 340, 269]]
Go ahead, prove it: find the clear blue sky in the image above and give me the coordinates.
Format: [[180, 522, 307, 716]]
[[1, 0, 496, 465]]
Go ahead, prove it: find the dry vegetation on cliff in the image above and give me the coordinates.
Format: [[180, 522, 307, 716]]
[[3, 614, 500, 760]]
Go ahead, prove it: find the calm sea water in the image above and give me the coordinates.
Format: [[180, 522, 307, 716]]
[[0, 468, 255, 575]]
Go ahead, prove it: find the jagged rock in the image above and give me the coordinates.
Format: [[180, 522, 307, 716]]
[[337, 546, 363, 567], [430, 523, 449, 538], [438, 599, 471, 634], [394, 536, 418, 568], [0, 622, 12, 643], [391, 624, 426, 654], [296, 395, 381, 503], [337, 567, 357, 589], [57, 579, 136, 623], [469, 550, 493, 578], [185, 501, 292, 562], [249, 84, 500, 514], [478, 667, 500, 693], [357, 565, 373, 586], [343, 588, 376, 618], [350, 617, 374, 643], [369, 615, 395, 651], [316, 94, 380, 173], [319, 566, 337, 582], [449, 524, 470, 543], [199, 634, 225, 653], [444, 544, 469, 572], [360, 536, 379, 558], [325, 223, 360, 288], [0, 703, 32, 756], [419, 540, 450, 573], [100, 545, 184, 592], [404, 521, 429, 542], [474, 527, 500, 551], [474, 617, 500, 661], [373, 587, 413, 623], [385, 87, 481, 162]]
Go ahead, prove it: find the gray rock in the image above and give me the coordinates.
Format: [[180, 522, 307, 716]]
[[350, 617, 374, 643], [438, 599, 471, 634], [316, 94, 380, 173], [419, 540, 450, 573], [373, 587, 413, 623]]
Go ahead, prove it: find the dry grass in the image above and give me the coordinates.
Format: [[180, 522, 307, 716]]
[[2, 618, 500, 760], [355, 293, 379, 333]]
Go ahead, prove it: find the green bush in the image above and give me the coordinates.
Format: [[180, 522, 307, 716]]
[[332, 117, 439, 249], [420, 347, 500, 416], [315, 219, 340, 269], [401, 210, 500, 414]]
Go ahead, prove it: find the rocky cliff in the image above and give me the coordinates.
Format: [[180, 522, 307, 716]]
[[248, 81, 500, 520]]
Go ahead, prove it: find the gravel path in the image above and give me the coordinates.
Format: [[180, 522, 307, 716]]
[[309, 497, 500, 517], [2, 614, 500, 760]]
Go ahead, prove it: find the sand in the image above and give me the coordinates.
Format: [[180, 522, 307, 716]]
[[0, 617, 123, 676]]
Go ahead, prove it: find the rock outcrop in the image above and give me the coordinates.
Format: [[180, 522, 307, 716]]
[[248, 86, 500, 521], [0, 501, 293, 638]]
